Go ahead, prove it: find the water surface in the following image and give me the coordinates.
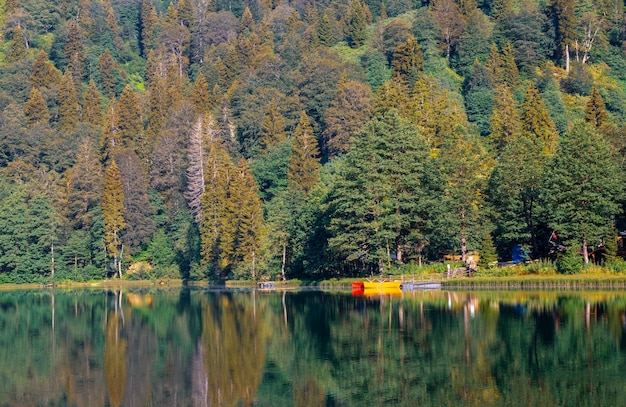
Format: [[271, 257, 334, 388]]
[[0, 288, 625, 406]]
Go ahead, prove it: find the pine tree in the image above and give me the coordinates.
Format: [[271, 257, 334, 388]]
[[7, 26, 27, 63], [258, 99, 287, 152], [24, 87, 50, 126], [83, 80, 103, 126], [585, 87, 608, 128], [29, 50, 61, 89], [58, 70, 81, 132], [288, 112, 321, 194], [102, 160, 126, 278], [520, 83, 559, 154]]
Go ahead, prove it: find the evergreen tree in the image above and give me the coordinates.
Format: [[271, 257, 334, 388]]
[[391, 35, 424, 85], [485, 43, 504, 85], [316, 11, 336, 47], [477, 230, 497, 269], [231, 158, 265, 279], [58, 70, 80, 132], [438, 131, 492, 261], [585, 87, 608, 128], [64, 20, 85, 81], [258, 99, 287, 152], [520, 83, 559, 154], [140, 0, 158, 55], [487, 133, 548, 257], [501, 42, 520, 88], [29, 50, 61, 89], [548, 0, 576, 64], [542, 121, 622, 263], [102, 160, 126, 278], [323, 80, 373, 158], [24, 87, 50, 126], [328, 109, 439, 271], [288, 112, 321, 194], [191, 72, 212, 113], [489, 84, 521, 153], [346, 0, 371, 48], [97, 49, 119, 99], [115, 149, 155, 253], [83, 80, 104, 126], [7, 26, 27, 63], [117, 85, 145, 157]]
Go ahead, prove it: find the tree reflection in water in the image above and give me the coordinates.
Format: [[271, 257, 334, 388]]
[[0, 289, 624, 406]]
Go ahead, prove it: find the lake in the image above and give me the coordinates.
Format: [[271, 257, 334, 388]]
[[0, 287, 625, 406]]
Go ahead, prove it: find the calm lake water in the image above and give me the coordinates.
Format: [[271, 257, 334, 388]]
[[0, 287, 625, 406]]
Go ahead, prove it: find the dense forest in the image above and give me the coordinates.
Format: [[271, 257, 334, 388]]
[[1, 0, 626, 282]]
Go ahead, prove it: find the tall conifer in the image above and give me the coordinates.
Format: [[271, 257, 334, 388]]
[[58, 70, 81, 132], [24, 87, 50, 126], [288, 112, 320, 194], [585, 87, 608, 128], [83, 80, 104, 126], [520, 83, 559, 154], [102, 160, 126, 278]]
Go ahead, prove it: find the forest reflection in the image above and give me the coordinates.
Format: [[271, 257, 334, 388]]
[[0, 288, 625, 406]]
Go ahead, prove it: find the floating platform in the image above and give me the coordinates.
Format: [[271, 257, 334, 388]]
[[401, 281, 442, 290]]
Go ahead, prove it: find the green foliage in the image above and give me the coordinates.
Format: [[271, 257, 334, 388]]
[[556, 250, 584, 274]]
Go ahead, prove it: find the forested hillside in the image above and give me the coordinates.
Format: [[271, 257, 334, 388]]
[[1, 0, 625, 282]]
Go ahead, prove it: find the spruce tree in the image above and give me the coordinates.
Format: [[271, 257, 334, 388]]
[[97, 49, 118, 99], [485, 43, 504, 85], [258, 99, 287, 152], [288, 112, 321, 194], [24, 87, 50, 126], [7, 26, 27, 63], [489, 84, 521, 153], [58, 70, 81, 132], [543, 121, 622, 263], [585, 87, 608, 129], [102, 160, 126, 278], [83, 80, 104, 126], [191, 72, 212, 113], [346, 0, 371, 48], [520, 83, 559, 154], [117, 85, 144, 156], [231, 158, 265, 279], [29, 50, 61, 89], [316, 11, 336, 47], [501, 42, 520, 88], [64, 20, 85, 82], [391, 35, 424, 86]]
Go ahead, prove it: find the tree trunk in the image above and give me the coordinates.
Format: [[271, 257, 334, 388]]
[[582, 240, 589, 264], [281, 244, 287, 281], [460, 207, 467, 261]]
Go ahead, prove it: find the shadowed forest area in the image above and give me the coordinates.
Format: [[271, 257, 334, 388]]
[[1, 0, 626, 282]]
